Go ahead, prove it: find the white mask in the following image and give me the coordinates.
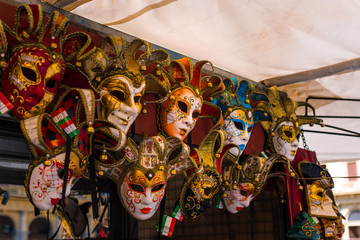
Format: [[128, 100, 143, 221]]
[[221, 109, 253, 156], [223, 183, 255, 213], [272, 121, 299, 161]]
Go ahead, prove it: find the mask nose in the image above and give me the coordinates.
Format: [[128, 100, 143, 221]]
[[121, 102, 139, 120], [142, 188, 153, 205], [183, 114, 195, 127]]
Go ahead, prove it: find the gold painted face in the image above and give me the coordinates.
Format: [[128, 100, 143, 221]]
[[159, 87, 202, 140], [120, 168, 166, 220], [98, 75, 145, 133]]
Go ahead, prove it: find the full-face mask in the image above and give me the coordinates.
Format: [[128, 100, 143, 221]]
[[0, 5, 68, 119], [253, 86, 323, 161], [96, 136, 190, 220], [23, 113, 89, 211], [298, 162, 338, 219], [144, 57, 224, 141], [179, 130, 232, 219], [221, 154, 277, 213], [214, 78, 254, 156]]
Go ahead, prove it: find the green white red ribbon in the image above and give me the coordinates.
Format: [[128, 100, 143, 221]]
[[0, 92, 13, 115], [216, 194, 224, 209], [171, 203, 184, 222], [160, 215, 177, 237], [51, 107, 79, 138]]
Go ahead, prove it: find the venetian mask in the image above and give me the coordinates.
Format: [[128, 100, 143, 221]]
[[159, 87, 202, 140], [2, 47, 64, 119], [98, 75, 145, 137], [272, 121, 300, 161], [180, 168, 220, 219], [221, 155, 276, 214], [28, 149, 85, 211], [221, 109, 253, 156], [119, 167, 166, 220]]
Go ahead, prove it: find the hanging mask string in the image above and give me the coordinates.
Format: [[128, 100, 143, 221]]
[[225, 210, 232, 240], [89, 153, 99, 219], [61, 134, 72, 207]]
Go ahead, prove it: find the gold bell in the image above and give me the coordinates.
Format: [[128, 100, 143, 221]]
[[88, 126, 94, 133], [141, 65, 147, 71], [271, 132, 275, 137], [245, 98, 250, 104], [50, 43, 58, 49], [169, 95, 175, 101], [232, 184, 238, 190], [309, 122, 314, 127], [156, 70, 161, 76], [207, 82, 213, 88], [263, 112, 268, 117], [122, 120, 128, 126], [254, 177, 259, 182], [75, 61, 82, 67], [101, 154, 108, 161], [281, 199, 285, 203], [195, 88, 200, 96], [209, 96, 214, 101], [227, 108, 233, 112], [44, 160, 52, 166], [222, 193, 228, 198], [159, 166, 165, 171], [142, 109, 147, 114], [82, 159, 87, 164], [98, 171, 104, 176], [171, 169, 176, 175], [215, 153, 220, 158], [290, 172, 295, 177], [298, 185, 303, 190], [321, 122, 325, 127], [95, 76, 101, 82], [236, 165, 242, 170], [0, 61, 8, 68]]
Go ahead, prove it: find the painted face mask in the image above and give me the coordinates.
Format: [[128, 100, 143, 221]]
[[114, 136, 190, 220], [23, 113, 89, 211], [145, 57, 224, 140], [221, 154, 277, 213], [0, 5, 68, 119], [253, 86, 323, 161], [273, 121, 300, 161], [214, 78, 254, 156], [299, 162, 338, 219], [160, 87, 202, 140]]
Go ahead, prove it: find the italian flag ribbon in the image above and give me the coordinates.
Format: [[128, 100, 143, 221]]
[[0, 92, 13, 115], [216, 195, 224, 209], [171, 203, 184, 222], [160, 215, 177, 237], [51, 107, 79, 138]]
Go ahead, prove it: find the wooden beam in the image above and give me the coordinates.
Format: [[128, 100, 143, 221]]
[[261, 57, 360, 87]]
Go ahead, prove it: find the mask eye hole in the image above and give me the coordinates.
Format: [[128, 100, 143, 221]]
[[248, 126, 253, 133], [316, 191, 325, 197], [45, 79, 59, 91], [240, 189, 248, 197], [192, 111, 200, 119], [204, 187, 212, 196], [284, 130, 293, 138], [21, 67, 37, 82], [110, 90, 125, 102], [152, 183, 165, 192], [296, 134, 300, 140], [57, 167, 64, 179], [177, 100, 188, 114], [129, 183, 145, 193], [234, 121, 244, 131], [134, 96, 141, 103]]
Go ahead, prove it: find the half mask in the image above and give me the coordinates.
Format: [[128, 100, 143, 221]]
[[0, 5, 68, 119]]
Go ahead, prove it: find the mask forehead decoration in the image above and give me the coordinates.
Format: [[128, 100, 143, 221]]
[[253, 86, 323, 161], [298, 162, 338, 219], [220, 153, 277, 213], [213, 78, 254, 156], [145, 57, 225, 140], [180, 130, 233, 219], [22, 113, 90, 211], [95, 135, 189, 220], [0, 4, 68, 120]]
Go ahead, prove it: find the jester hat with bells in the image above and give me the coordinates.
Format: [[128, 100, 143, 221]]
[[178, 129, 237, 219], [253, 86, 323, 159], [0, 4, 69, 120], [96, 135, 190, 220], [213, 77, 255, 156], [144, 57, 225, 140], [22, 112, 93, 211], [62, 36, 169, 152]]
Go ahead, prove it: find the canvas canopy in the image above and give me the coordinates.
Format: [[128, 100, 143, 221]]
[[36, 0, 360, 162]]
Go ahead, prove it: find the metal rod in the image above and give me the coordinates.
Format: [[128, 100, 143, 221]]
[[303, 130, 360, 137], [317, 123, 360, 136]]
